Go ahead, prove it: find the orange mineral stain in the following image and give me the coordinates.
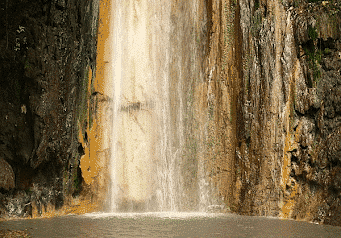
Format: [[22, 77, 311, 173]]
[[79, 0, 113, 186], [280, 60, 302, 219]]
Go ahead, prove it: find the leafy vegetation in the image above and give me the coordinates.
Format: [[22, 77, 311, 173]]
[[24, 60, 31, 69], [73, 171, 81, 192], [304, 26, 322, 86], [304, 47, 322, 85], [308, 26, 318, 41], [254, 0, 259, 11], [323, 48, 331, 55]]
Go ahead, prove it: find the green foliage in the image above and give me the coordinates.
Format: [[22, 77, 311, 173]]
[[24, 60, 30, 69], [63, 169, 69, 182], [308, 26, 318, 41], [254, 0, 259, 11], [304, 26, 322, 85], [25, 188, 33, 195], [304, 46, 322, 84], [323, 48, 331, 55], [74, 174, 80, 190]]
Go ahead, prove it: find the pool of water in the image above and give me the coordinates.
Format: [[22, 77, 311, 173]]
[[1, 212, 341, 237]]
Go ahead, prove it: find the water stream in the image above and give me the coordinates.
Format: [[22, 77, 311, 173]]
[[109, 0, 212, 212]]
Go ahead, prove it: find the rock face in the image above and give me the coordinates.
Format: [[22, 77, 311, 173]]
[[197, 0, 341, 227], [0, 158, 15, 191], [0, 0, 99, 217], [220, 0, 341, 225]]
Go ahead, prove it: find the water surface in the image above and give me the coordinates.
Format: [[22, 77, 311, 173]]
[[1, 212, 341, 237]]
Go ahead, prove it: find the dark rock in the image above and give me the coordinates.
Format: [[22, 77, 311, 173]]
[[55, 0, 67, 11], [0, 158, 15, 191], [0, 0, 99, 217]]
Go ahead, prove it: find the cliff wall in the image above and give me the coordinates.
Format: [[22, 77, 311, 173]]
[[202, 0, 341, 225], [0, 0, 99, 217]]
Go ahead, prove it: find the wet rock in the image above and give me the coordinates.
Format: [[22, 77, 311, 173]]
[[297, 117, 315, 147], [0, 229, 30, 237], [55, 0, 66, 10], [326, 128, 341, 164], [206, 204, 228, 213], [234, 0, 341, 224], [0, 0, 99, 218], [0, 158, 15, 191], [295, 60, 314, 114], [4, 190, 31, 217]]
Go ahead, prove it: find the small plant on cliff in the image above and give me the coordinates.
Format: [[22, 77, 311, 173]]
[[323, 48, 331, 55], [74, 175, 80, 192], [25, 187, 33, 195], [305, 48, 321, 84], [308, 26, 318, 41], [24, 60, 31, 69], [254, 0, 259, 11], [304, 26, 322, 86]]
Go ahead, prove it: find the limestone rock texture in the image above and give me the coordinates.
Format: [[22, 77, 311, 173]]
[[204, 0, 341, 225], [0, 0, 99, 217]]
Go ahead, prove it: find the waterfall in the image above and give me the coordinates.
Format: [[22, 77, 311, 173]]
[[109, 0, 217, 212], [110, 0, 123, 212]]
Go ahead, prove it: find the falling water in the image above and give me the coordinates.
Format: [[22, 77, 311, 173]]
[[109, 0, 219, 212]]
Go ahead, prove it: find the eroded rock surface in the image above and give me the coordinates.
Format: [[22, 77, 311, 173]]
[[0, 0, 99, 217], [0, 158, 15, 191], [233, 0, 341, 225], [200, 0, 341, 226]]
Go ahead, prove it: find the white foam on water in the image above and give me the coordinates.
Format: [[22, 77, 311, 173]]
[[83, 212, 227, 219]]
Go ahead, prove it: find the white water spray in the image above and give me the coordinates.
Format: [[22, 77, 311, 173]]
[[109, 0, 218, 212]]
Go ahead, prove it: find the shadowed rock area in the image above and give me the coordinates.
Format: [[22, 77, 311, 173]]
[[0, 0, 98, 217]]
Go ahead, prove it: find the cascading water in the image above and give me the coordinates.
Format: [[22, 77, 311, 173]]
[[109, 0, 220, 212], [110, 0, 160, 212]]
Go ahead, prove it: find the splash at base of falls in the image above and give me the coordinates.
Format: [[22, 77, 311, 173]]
[[84, 212, 228, 219], [109, 0, 221, 212]]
